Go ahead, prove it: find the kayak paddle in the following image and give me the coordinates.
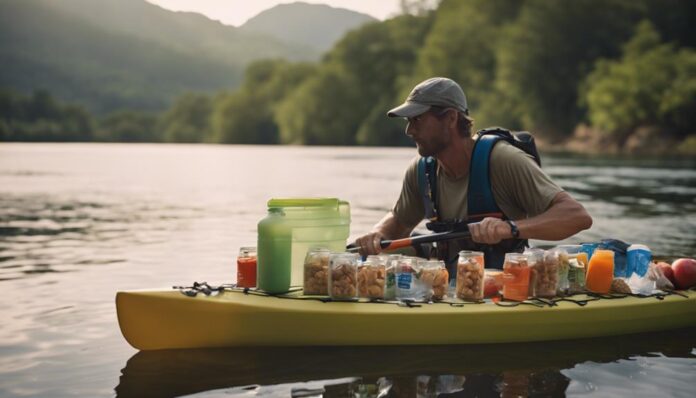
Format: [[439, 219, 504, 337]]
[[346, 230, 471, 253]]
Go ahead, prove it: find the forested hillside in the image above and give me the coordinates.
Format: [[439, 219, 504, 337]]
[[0, 0, 317, 114], [2, 0, 695, 154]]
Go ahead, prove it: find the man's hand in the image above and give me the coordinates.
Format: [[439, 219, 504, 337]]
[[468, 217, 512, 244], [355, 231, 385, 256]]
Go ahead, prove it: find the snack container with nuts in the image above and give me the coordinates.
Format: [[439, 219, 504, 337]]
[[303, 247, 330, 295], [358, 258, 386, 299], [533, 250, 559, 298], [456, 251, 485, 301], [503, 253, 531, 301], [329, 252, 359, 300], [419, 260, 449, 300]]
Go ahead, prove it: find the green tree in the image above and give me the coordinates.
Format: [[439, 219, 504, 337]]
[[493, 0, 644, 138], [582, 21, 696, 138], [158, 93, 213, 143], [409, 0, 523, 130], [277, 14, 432, 146], [210, 59, 316, 144], [97, 110, 159, 142]]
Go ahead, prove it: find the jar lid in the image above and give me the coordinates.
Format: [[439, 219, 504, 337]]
[[267, 198, 339, 208]]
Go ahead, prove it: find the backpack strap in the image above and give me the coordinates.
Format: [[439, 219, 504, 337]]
[[417, 156, 438, 222], [468, 133, 505, 221]]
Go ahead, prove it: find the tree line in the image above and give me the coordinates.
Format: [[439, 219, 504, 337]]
[[2, 0, 695, 153]]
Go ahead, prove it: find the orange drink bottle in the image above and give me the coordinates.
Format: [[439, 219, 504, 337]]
[[585, 249, 614, 294], [503, 253, 531, 301], [236, 247, 257, 288]]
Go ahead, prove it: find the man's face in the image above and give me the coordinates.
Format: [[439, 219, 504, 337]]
[[404, 109, 451, 157]]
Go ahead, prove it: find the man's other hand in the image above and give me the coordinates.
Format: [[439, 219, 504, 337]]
[[468, 217, 512, 244]]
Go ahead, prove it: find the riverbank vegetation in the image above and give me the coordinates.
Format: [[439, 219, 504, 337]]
[[1, 0, 694, 155]]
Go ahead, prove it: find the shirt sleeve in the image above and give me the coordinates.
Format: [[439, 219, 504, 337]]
[[490, 143, 563, 219], [392, 156, 426, 228]]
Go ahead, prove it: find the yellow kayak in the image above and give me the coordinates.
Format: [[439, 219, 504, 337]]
[[116, 287, 696, 350]]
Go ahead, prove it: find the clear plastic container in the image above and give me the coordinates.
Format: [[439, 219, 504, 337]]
[[456, 251, 485, 301], [533, 250, 559, 298], [395, 257, 423, 301], [358, 257, 386, 299], [524, 248, 544, 296], [567, 255, 587, 294], [503, 253, 531, 301], [329, 252, 358, 300], [555, 245, 581, 294], [419, 260, 449, 300], [265, 198, 351, 287], [627, 244, 651, 277], [303, 247, 330, 295]]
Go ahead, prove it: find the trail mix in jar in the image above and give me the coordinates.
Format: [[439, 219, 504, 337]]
[[419, 260, 449, 300], [456, 251, 485, 301], [303, 247, 330, 295], [358, 258, 386, 299], [329, 253, 358, 299], [533, 250, 559, 298]]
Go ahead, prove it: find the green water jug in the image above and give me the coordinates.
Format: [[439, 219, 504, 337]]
[[256, 198, 351, 291], [256, 207, 292, 294]]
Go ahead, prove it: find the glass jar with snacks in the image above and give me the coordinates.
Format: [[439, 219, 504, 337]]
[[456, 251, 485, 301], [395, 257, 421, 301], [484, 269, 504, 298], [384, 254, 401, 300], [419, 260, 449, 300], [329, 252, 358, 300], [236, 246, 257, 288], [524, 248, 544, 296], [532, 250, 559, 298], [358, 257, 386, 299], [303, 247, 330, 295], [503, 253, 531, 301]]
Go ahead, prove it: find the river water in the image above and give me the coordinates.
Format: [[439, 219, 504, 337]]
[[0, 143, 694, 397]]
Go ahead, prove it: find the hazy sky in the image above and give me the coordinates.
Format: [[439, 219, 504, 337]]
[[147, 0, 402, 26]]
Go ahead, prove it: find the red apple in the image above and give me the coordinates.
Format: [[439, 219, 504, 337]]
[[671, 258, 696, 290], [656, 261, 677, 287]]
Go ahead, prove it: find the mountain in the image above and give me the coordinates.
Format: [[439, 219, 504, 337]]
[[241, 2, 377, 53], [0, 0, 318, 114]]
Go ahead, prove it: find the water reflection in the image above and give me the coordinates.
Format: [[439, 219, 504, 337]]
[[116, 328, 695, 398]]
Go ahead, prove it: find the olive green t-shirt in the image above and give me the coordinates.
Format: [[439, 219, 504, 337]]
[[393, 142, 563, 228]]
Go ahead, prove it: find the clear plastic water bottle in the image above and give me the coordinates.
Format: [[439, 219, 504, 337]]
[[627, 244, 651, 277]]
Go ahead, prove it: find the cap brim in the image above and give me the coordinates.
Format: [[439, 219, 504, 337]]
[[386, 102, 431, 118]]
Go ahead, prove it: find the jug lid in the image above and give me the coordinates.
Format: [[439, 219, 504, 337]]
[[267, 198, 339, 208]]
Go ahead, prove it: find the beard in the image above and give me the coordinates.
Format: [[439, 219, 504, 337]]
[[415, 127, 450, 157]]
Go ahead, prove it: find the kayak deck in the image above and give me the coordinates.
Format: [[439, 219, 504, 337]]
[[116, 288, 696, 350]]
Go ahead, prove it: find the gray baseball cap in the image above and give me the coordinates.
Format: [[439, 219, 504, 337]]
[[387, 77, 468, 118]]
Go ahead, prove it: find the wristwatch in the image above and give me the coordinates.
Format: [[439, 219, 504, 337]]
[[506, 219, 520, 239]]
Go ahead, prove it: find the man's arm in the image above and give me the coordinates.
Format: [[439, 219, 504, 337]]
[[354, 212, 415, 256], [468, 191, 593, 244]]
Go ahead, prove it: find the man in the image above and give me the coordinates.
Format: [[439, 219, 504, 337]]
[[355, 77, 592, 269]]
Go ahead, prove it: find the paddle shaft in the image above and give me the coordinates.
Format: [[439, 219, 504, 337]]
[[347, 230, 471, 253]]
